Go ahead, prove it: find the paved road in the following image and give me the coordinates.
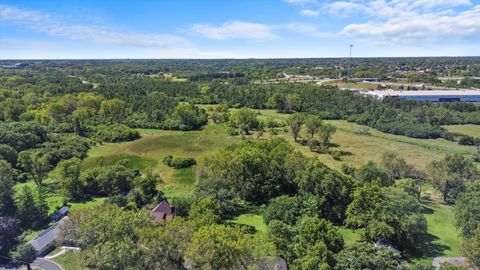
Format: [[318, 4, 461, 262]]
[[1, 258, 62, 270], [32, 258, 63, 270]]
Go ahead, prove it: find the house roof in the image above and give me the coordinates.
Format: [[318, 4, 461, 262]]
[[29, 217, 67, 253], [152, 200, 174, 221]]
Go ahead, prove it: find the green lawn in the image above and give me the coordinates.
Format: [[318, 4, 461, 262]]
[[444, 124, 480, 138], [230, 214, 267, 232], [52, 251, 86, 270]]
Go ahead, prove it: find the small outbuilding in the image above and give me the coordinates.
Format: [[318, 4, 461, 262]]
[[151, 200, 175, 221]]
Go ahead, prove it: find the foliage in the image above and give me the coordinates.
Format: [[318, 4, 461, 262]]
[[0, 160, 16, 216], [206, 138, 304, 204], [295, 159, 354, 224], [0, 216, 19, 256], [286, 113, 305, 142], [89, 124, 140, 143], [428, 154, 479, 202], [346, 183, 427, 251], [356, 161, 392, 187], [263, 195, 300, 226], [11, 243, 37, 270], [462, 227, 480, 267], [334, 241, 402, 270], [455, 180, 480, 238], [186, 224, 274, 270], [16, 186, 48, 229]]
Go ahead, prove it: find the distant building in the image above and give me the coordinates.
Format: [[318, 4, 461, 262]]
[[432, 257, 478, 270], [29, 217, 67, 256], [365, 89, 480, 102], [151, 200, 175, 221]]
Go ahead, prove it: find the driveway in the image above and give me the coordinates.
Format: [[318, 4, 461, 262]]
[[32, 258, 63, 270]]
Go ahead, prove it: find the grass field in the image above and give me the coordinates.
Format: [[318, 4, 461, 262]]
[[444, 124, 480, 138]]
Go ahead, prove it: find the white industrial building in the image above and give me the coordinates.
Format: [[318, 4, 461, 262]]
[[365, 90, 480, 102]]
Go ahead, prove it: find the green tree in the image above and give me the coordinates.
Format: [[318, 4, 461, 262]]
[[0, 144, 18, 167], [99, 98, 127, 122], [263, 195, 300, 226], [0, 160, 17, 216], [0, 217, 19, 256], [16, 186, 48, 229], [428, 154, 479, 202], [18, 151, 51, 189], [186, 224, 274, 270], [188, 197, 221, 228], [455, 180, 480, 238], [56, 157, 83, 200], [295, 159, 354, 224], [318, 123, 336, 149], [286, 113, 305, 142], [11, 243, 37, 270], [229, 107, 259, 135], [462, 227, 480, 267], [334, 241, 402, 270], [356, 161, 392, 186], [305, 115, 323, 138], [267, 220, 295, 262], [292, 216, 344, 270]]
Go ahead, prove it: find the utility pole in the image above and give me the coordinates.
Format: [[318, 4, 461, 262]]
[[348, 44, 353, 89]]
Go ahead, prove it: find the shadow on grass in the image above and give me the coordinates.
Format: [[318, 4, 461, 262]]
[[411, 232, 451, 259]]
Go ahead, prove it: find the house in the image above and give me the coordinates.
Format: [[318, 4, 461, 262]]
[[432, 257, 478, 270], [29, 217, 67, 256], [151, 200, 175, 221], [50, 207, 69, 222]]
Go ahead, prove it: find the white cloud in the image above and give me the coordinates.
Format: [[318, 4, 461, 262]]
[[340, 5, 480, 43], [0, 5, 191, 48], [283, 0, 317, 5], [191, 21, 319, 40], [300, 9, 320, 17], [191, 21, 276, 40]]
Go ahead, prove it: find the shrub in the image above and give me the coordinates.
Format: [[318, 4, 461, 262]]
[[458, 135, 475, 145], [90, 124, 140, 143], [170, 157, 196, 169], [162, 155, 173, 166]]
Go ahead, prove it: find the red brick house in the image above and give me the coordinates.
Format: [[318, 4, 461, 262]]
[[151, 200, 175, 221]]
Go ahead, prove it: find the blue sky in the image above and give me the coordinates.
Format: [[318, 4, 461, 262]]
[[1, 0, 479, 59]]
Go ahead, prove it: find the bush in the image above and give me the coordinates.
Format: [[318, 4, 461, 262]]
[[90, 124, 140, 143], [170, 157, 196, 169], [163, 155, 196, 169], [458, 135, 475, 145]]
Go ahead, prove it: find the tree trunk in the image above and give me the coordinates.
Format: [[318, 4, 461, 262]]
[[27, 264, 32, 270]]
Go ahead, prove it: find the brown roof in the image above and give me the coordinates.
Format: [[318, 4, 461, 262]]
[[151, 200, 174, 221]]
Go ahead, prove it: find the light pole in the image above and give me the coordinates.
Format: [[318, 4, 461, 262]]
[[348, 44, 353, 89]]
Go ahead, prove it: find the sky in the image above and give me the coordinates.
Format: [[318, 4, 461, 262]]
[[0, 0, 479, 59]]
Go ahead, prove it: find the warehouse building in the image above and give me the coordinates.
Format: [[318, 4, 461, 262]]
[[365, 90, 480, 102]]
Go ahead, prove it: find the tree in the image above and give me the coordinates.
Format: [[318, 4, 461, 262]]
[[56, 158, 83, 200], [455, 180, 480, 238], [346, 184, 427, 251], [263, 195, 300, 226], [186, 224, 274, 270], [188, 198, 221, 228], [0, 217, 20, 256], [334, 241, 402, 270], [0, 144, 18, 167], [0, 160, 17, 216], [229, 107, 259, 135], [171, 103, 208, 130], [16, 186, 48, 229], [286, 113, 305, 142], [267, 220, 295, 262], [462, 227, 480, 267], [317, 123, 336, 149], [396, 178, 421, 201], [356, 161, 392, 187], [428, 154, 479, 202], [295, 159, 354, 224], [206, 138, 304, 204], [99, 98, 126, 122], [305, 115, 323, 138], [292, 216, 344, 270], [11, 243, 37, 270], [18, 151, 51, 189]]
